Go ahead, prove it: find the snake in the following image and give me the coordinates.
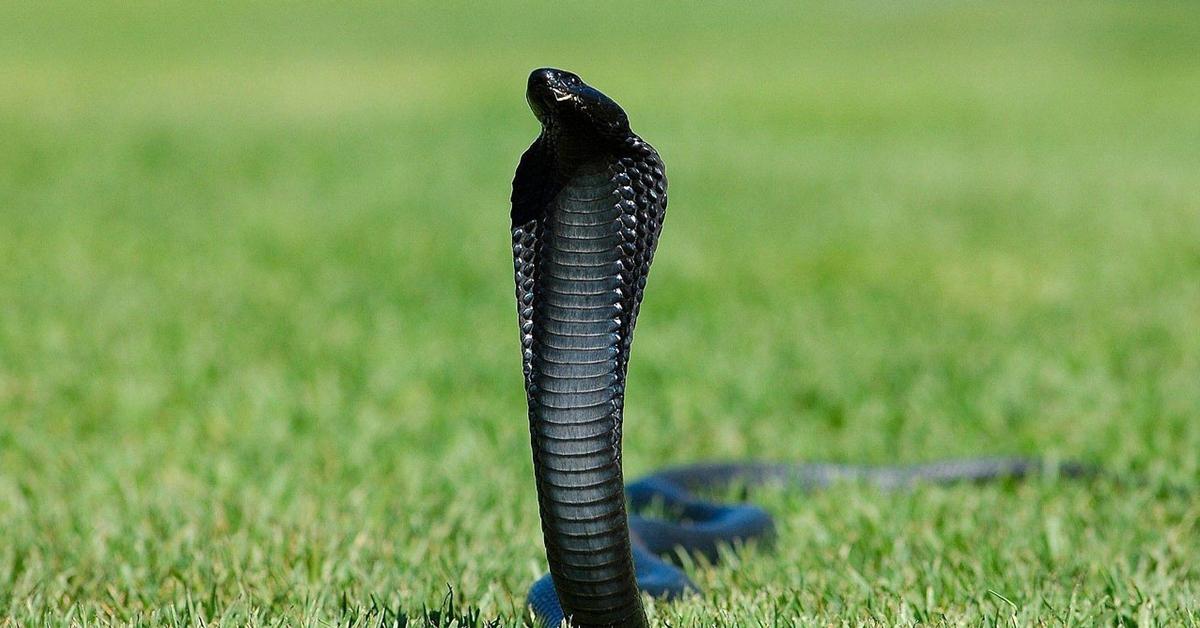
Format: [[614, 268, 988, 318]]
[[509, 68, 1092, 627]]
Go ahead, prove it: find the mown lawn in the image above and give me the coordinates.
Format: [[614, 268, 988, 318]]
[[2, 2, 1198, 625]]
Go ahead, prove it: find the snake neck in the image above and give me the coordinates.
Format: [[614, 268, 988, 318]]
[[528, 161, 648, 627]]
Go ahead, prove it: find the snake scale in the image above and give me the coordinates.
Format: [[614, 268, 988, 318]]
[[509, 68, 1090, 627]]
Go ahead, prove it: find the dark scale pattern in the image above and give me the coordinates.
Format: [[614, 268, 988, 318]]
[[612, 137, 667, 380], [512, 130, 664, 626], [513, 218, 542, 385]]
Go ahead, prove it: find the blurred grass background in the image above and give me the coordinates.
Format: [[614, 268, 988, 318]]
[[1, 1, 1199, 625]]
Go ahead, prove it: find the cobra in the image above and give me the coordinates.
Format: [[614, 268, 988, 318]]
[[510, 68, 1089, 627]]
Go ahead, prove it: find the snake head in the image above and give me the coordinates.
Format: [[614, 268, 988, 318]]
[[526, 67, 630, 140]]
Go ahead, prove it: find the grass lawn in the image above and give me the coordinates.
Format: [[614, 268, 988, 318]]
[[2, 2, 1199, 625]]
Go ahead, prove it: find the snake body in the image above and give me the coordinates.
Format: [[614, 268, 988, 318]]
[[510, 68, 1091, 627], [512, 68, 664, 627]]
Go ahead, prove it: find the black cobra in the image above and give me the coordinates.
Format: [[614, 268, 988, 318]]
[[510, 68, 1092, 627]]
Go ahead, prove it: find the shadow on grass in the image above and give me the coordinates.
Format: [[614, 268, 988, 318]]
[[340, 587, 509, 628]]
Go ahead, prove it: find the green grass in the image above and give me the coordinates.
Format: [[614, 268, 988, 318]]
[[2, 1, 1199, 625]]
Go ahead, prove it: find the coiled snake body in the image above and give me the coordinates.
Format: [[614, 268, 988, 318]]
[[510, 68, 1086, 627]]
